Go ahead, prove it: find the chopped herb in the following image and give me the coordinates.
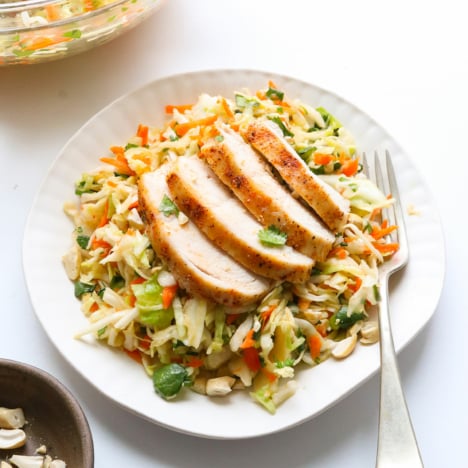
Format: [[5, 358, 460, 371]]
[[311, 165, 326, 175], [235, 94, 259, 110], [159, 194, 179, 217], [125, 143, 139, 150], [364, 222, 373, 233], [74, 281, 96, 298], [266, 87, 284, 101], [214, 135, 224, 142], [333, 161, 342, 171], [76, 234, 90, 249], [110, 274, 125, 290], [329, 306, 364, 331], [258, 225, 287, 247], [267, 116, 294, 137], [97, 327, 107, 337], [63, 29, 82, 39], [276, 358, 294, 368], [297, 146, 316, 162], [12, 48, 34, 57], [311, 267, 322, 276], [75, 174, 100, 195], [373, 284, 381, 302], [153, 363, 191, 400]]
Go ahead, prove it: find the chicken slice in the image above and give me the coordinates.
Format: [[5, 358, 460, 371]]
[[243, 119, 350, 232], [166, 156, 314, 283], [138, 165, 271, 308], [200, 125, 334, 261]]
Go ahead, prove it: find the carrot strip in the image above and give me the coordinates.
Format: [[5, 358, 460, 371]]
[[221, 97, 234, 119], [100, 147, 135, 176], [261, 368, 278, 383], [313, 153, 333, 166], [226, 313, 241, 325], [23, 35, 71, 51], [124, 349, 142, 364], [260, 305, 275, 326], [243, 347, 261, 372], [162, 285, 178, 309], [341, 158, 359, 177], [308, 334, 322, 359], [97, 199, 109, 228], [372, 242, 399, 254], [174, 115, 218, 137], [371, 225, 397, 240], [298, 297, 311, 312], [165, 104, 194, 114], [186, 357, 204, 368], [239, 329, 256, 350], [329, 246, 348, 259], [127, 200, 139, 211], [91, 238, 112, 251], [348, 276, 362, 293], [137, 124, 149, 146]]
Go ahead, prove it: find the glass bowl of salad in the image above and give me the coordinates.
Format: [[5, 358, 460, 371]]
[[0, 0, 166, 66]]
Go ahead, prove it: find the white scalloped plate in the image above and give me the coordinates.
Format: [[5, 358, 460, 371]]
[[23, 69, 445, 439]]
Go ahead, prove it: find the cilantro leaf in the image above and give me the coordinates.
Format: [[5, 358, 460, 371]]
[[258, 225, 287, 247], [159, 194, 179, 217]]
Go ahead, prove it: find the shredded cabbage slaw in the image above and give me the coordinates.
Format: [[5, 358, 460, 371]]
[[63, 81, 397, 413]]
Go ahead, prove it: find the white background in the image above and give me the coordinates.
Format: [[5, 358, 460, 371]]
[[1, 1, 467, 467]]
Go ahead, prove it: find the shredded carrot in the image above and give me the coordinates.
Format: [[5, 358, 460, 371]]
[[45, 4, 60, 21], [100, 146, 135, 176], [23, 35, 71, 51], [130, 277, 146, 285], [165, 104, 194, 114], [268, 80, 278, 89], [97, 199, 109, 228], [341, 158, 359, 177], [372, 242, 399, 254], [124, 349, 142, 364], [313, 152, 333, 166], [162, 285, 178, 309], [221, 97, 234, 119], [329, 246, 348, 259], [370, 207, 382, 220], [137, 124, 149, 146], [90, 302, 99, 313], [186, 357, 204, 368], [371, 225, 397, 240], [139, 336, 151, 350], [243, 347, 261, 372], [83, 0, 95, 12], [239, 329, 256, 350], [348, 276, 362, 293], [91, 238, 112, 252], [260, 305, 275, 326], [261, 368, 278, 383], [226, 313, 241, 325], [298, 297, 311, 311], [174, 115, 218, 137], [256, 90, 266, 100], [315, 322, 328, 338], [308, 334, 322, 359]]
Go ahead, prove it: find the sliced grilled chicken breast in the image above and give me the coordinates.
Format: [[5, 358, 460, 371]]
[[200, 125, 334, 261], [139, 165, 271, 308], [243, 119, 350, 232], [166, 156, 315, 283]]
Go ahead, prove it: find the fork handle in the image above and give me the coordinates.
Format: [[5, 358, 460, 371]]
[[376, 279, 424, 468]]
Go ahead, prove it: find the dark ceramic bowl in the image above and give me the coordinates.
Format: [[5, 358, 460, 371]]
[[0, 358, 93, 468]]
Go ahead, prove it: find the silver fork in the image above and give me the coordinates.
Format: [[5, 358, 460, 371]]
[[362, 150, 424, 468]]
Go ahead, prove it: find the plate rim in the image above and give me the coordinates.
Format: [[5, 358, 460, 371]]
[[22, 68, 446, 439]]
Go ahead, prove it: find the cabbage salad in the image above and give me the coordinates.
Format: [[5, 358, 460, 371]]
[[63, 81, 397, 413]]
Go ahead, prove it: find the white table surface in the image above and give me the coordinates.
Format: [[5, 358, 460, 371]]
[[1, 0, 467, 467]]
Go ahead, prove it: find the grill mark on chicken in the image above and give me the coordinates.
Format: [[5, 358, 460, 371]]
[[166, 156, 314, 283], [200, 125, 334, 260], [138, 164, 271, 308], [243, 119, 350, 232]]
